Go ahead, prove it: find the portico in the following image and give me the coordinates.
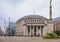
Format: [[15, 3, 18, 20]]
[[16, 15, 53, 37], [27, 26, 43, 37]]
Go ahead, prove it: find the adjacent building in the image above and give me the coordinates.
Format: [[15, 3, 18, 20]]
[[53, 17, 60, 36], [6, 22, 16, 36]]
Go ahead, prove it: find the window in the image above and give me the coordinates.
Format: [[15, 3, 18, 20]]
[[37, 20, 38, 23]]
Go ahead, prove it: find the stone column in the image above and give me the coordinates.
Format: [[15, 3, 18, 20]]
[[29, 26, 31, 36], [33, 26, 34, 36], [36, 26, 38, 36], [40, 26, 41, 37], [40, 26, 43, 37]]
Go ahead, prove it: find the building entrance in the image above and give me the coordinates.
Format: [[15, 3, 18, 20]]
[[34, 26, 36, 36], [27, 26, 43, 37]]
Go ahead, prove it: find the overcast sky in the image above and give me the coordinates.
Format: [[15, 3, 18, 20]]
[[0, 0, 60, 31]]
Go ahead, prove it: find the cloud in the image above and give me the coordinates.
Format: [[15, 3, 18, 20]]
[[0, 0, 60, 32], [0, 0, 60, 22], [52, 0, 60, 18]]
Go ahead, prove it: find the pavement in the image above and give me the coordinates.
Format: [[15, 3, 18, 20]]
[[0, 36, 60, 42]]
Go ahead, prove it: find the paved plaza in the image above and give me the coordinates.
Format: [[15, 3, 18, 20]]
[[0, 36, 60, 42]]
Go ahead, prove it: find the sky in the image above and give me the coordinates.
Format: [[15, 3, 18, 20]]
[[0, 0, 60, 31]]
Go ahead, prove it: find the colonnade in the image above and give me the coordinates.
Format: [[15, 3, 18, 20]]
[[27, 26, 43, 37]]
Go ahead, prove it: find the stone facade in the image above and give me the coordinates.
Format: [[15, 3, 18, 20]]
[[53, 22, 60, 36], [16, 15, 53, 37], [54, 23, 60, 31]]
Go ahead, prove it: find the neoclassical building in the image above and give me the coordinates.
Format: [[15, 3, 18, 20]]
[[16, 15, 53, 37], [16, 0, 53, 37]]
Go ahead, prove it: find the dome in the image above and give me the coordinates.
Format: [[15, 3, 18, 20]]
[[17, 15, 48, 22]]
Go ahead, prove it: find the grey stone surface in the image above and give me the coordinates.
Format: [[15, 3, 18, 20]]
[[16, 15, 53, 36], [0, 36, 60, 42]]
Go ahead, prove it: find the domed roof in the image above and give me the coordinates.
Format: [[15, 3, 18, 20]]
[[17, 15, 48, 22]]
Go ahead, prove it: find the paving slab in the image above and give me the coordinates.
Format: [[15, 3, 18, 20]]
[[0, 36, 60, 42]]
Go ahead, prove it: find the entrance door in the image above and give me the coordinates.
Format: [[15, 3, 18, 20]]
[[27, 26, 30, 36], [34, 26, 36, 36]]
